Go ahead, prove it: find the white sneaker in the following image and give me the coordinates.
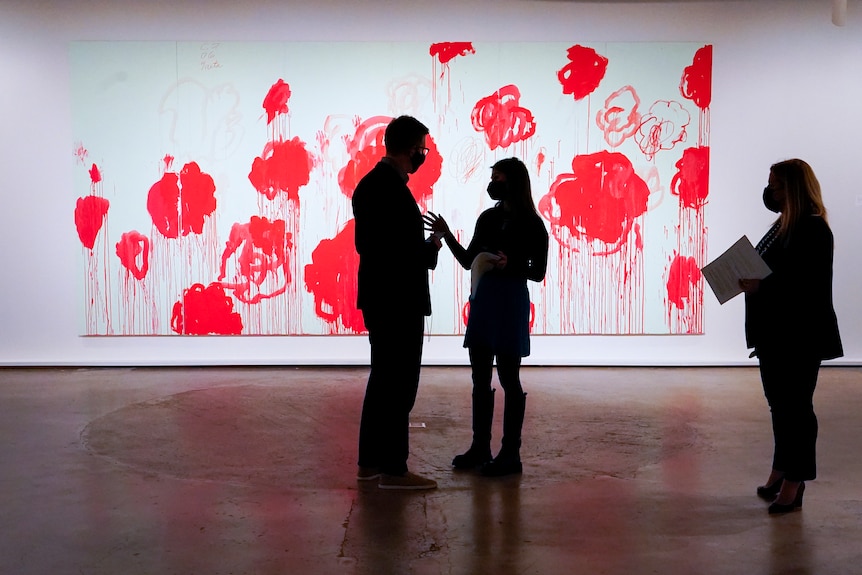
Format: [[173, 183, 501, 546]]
[[356, 466, 381, 481], [378, 471, 437, 490]]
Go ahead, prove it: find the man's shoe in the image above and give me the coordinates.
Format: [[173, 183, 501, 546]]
[[356, 466, 381, 481], [378, 471, 437, 490]]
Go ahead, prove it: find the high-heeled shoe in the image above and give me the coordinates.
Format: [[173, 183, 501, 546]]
[[756, 478, 784, 501], [768, 481, 805, 515]]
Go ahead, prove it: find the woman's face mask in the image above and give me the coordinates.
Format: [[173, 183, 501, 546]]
[[762, 186, 782, 213], [487, 180, 509, 201]]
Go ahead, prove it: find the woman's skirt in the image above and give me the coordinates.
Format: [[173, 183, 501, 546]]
[[463, 273, 531, 357]]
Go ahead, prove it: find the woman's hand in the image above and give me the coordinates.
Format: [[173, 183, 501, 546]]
[[423, 211, 450, 238], [739, 278, 761, 293], [495, 251, 508, 269]]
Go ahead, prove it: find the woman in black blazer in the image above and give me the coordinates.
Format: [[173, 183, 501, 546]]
[[739, 158, 842, 514]]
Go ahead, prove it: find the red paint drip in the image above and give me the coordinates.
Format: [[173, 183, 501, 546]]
[[248, 137, 313, 201], [303, 219, 364, 333], [680, 45, 712, 110], [429, 42, 475, 64], [147, 161, 217, 239], [74, 195, 110, 250], [666, 253, 702, 310], [218, 216, 291, 305], [88, 163, 102, 184], [262, 79, 292, 125], [471, 84, 537, 150], [538, 151, 649, 251], [73, 143, 88, 164], [557, 45, 608, 101], [536, 150, 546, 175], [115, 231, 150, 280], [671, 146, 710, 209], [170, 282, 243, 335]]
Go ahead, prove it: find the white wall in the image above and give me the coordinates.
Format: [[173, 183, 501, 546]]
[[1, 0, 859, 366]]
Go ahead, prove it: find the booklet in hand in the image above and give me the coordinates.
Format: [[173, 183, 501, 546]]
[[700, 236, 771, 304]]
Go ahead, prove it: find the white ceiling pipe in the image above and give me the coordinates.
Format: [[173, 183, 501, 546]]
[[833, 0, 847, 26]]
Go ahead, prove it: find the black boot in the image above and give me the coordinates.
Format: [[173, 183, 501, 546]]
[[452, 388, 495, 469], [482, 392, 526, 477]]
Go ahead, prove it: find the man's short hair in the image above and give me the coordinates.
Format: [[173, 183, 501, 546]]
[[384, 115, 429, 155]]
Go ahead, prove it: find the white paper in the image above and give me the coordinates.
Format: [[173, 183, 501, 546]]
[[701, 236, 772, 305]]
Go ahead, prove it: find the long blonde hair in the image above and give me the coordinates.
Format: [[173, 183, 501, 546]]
[[770, 158, 828, 238]]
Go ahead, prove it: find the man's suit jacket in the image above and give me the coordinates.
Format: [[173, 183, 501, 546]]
[[352, 161, 438, 318]]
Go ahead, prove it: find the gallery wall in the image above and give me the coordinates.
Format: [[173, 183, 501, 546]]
[[0, 0, 860, 366]]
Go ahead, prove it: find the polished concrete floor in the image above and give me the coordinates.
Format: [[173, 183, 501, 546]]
[[1, 365, 861, 575]]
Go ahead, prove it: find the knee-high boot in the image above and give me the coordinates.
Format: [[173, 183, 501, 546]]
[[452, 388, 495, 469], [482, 391, 526, 476]]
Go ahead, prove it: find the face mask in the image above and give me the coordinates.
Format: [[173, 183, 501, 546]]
[[409, 151, 426, 173], [762, 186, 781, 213], [487, 180, 509, 201]]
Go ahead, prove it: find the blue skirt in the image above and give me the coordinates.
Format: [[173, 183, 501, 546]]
[[463, 272, 531, 357]]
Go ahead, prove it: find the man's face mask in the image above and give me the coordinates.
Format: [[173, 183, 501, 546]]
[[409, 149, 427, 173], [487, 180, 509, 201], [762, 186, 781, 213]]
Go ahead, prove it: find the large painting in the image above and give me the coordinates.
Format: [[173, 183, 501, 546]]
[[70, 41, 711, 336]]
